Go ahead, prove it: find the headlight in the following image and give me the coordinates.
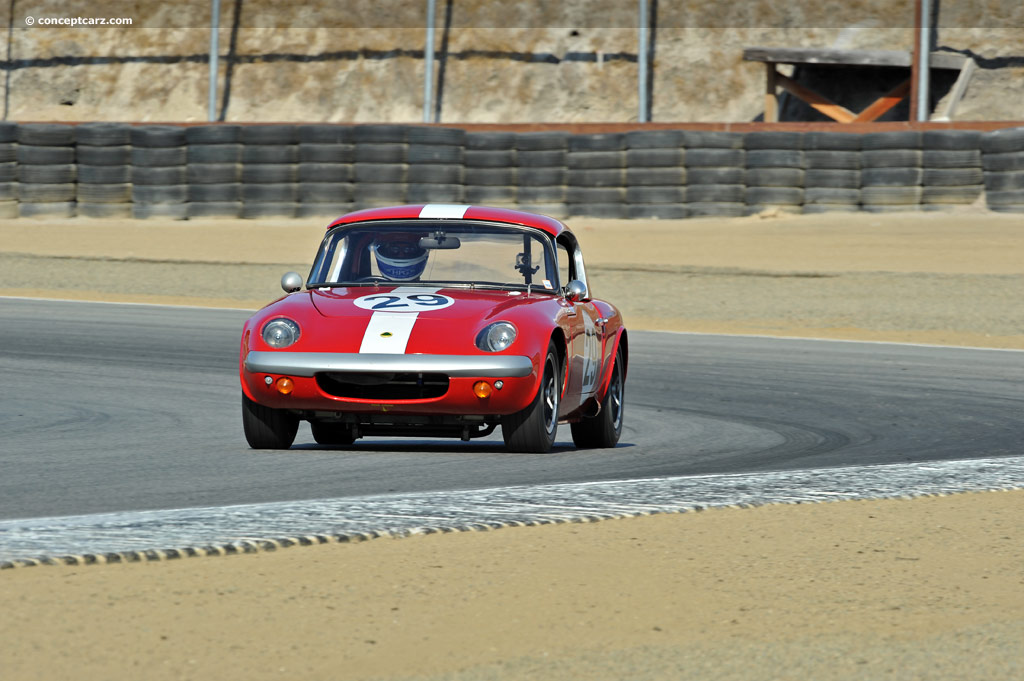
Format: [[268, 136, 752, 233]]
[[262, 318, 301, 348], [476, 321, 517, 352]]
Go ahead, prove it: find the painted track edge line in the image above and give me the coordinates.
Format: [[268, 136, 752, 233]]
[[647, 328, 1024, 353]]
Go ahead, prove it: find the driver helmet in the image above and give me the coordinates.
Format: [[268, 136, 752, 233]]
[[372, 233, 428, 281]]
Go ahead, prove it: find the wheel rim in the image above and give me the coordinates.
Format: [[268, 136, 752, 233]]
[[608, 360, 623, 431], [543, 357, 559, 435]]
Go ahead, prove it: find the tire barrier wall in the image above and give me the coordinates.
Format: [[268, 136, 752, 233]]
[[0, 123, 1021, 220]]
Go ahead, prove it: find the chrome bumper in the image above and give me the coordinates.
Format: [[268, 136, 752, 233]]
[[245, 351, 534, 378]]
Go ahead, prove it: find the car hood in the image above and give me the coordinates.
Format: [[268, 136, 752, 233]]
[[309, 286, 550, 321]]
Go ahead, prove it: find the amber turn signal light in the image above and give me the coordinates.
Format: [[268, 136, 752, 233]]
[[472, 381, 492, 399], [275, 377, 295, 395]]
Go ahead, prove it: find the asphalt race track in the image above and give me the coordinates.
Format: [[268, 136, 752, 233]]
[[1, 297, 1022, 522]]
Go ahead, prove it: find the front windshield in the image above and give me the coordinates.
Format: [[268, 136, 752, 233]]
[[308, 221, 560, 292]]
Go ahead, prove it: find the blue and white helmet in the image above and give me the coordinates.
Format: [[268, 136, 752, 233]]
[[372, 234, 428, 281]]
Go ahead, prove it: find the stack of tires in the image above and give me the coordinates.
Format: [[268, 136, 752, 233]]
[[682, 131, 745, 217], [76, 123, 133, 218], [982, 127, 1024, 213], [567, 133, 626, 218], [406, 127, 465, 205], [17, 124, 76, 218], [624, 129, 687, 219], [516, 132, 568, 219], [240, 125, 298, 218], [921, 130, 983, 210], [296, 125, 354, 218], [463, 132, 517, 208], [802, 132, 862, 213], [186, 124, 242, 218], [131, 125, 187, 219], [0, 123, 17, 218], [353, 125, 408, 210], [744, 131, 804, 215], [860, 131, 922, 213]]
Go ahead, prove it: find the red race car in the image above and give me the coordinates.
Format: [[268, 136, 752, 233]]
[[239, 204, 627, 453]]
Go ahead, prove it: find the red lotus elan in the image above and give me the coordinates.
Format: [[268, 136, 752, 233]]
[[239, 204, 626, 453]]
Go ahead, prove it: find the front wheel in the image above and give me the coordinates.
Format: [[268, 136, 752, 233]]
[[570, 346, 624, 448], [502, 342, 561, 453], [242, 394, 299, 449]]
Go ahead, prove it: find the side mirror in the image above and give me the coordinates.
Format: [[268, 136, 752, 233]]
[[281, 271, 304, 293], [565, 279, 588, 303]]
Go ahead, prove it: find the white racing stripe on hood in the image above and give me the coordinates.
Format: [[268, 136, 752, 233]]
[[419, 204, 470, 219], [358, 287, 440, 354]]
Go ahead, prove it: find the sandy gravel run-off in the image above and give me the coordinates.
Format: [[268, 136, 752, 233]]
[[1, 210, 1023, 680]]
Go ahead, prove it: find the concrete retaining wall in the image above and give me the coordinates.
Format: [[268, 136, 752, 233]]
[[1, 122, 1023, 219]]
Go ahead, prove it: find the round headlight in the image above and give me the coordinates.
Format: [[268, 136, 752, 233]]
[[262, 318, 300, 348], [477, 321, 517, 352]]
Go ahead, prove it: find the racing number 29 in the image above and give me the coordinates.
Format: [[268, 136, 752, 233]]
[[363, 294, 450, 310]]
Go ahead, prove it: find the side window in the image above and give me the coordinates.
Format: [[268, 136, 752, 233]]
[[557, 241, 571, 291]]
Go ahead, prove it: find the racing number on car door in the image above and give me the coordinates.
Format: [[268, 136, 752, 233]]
[[580, 309, 601, 396]]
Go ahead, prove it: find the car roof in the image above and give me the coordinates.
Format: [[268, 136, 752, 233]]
[[325, 204, 569, 239]]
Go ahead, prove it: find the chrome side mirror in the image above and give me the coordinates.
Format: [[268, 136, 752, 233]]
[[565, 279, 588, 303], [281, 271, 304, 293]]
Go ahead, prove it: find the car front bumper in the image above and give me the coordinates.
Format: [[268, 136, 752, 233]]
[[244, 351, 534, 378]]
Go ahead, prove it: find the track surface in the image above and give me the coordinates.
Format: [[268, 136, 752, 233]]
[[1, 298, 1022, 522]]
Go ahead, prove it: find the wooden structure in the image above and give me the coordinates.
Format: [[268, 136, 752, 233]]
[[743, 47, 976, 123]]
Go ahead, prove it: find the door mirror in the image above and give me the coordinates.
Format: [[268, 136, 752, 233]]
[[565, 279, 588, 303], [281, 271, 304, 293]]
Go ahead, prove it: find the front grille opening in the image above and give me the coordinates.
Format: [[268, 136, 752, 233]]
[[316, 372, 449, 400]]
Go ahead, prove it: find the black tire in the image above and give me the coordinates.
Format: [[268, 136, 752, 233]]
[[861, 167, 923, 186], [686, 167, 743, 185], [625, 148, 684, 168], [187, 162, 241, 184], [407, 163, 463, 184], [922, 167, 983, 186], [131, 125, 186, 148], [298, 144, 354, 164], [406, 127, 465, 145], [626, 185, 685, 203], [746, 167, 805, 187], [568, 133, 625, 151], [681, 131, 743, 149], [921, 185, 983, 204], [407, 144, 462, 164], [802, 203, 859, 214], [567, 168, 624, 187], [299, 182, 354, 203], [464, 150, 516, 168], [76, 123, 132, 146], [745, 186, 804, 205], [188, 183, 241, 202], [187, 201, 243, 218], [240, 202, 297, 218], [566, 186, 624, 203], [465, 132, 516, 150], [78, 202, 133, 218], [746, 149, 805, 168], [0, 143, 15, 163], [310, 422, 356, 446], [186, 124, 241, 144], [686, 184, 744, 203], [862, 150, 922, 168], [516, 185, 566, 201], [242, 145, 299, 164], [240, 125, 297, 145], [77, 183, 132, 203], [298, 124, 353, 144], [354, 163, 407, 183], [518, 167, 566, 186], [132, 184, 187, 203], [241, 164, 297, 183], [18, 182, 75, 202], [860, 186, 923, 205], [685, 148, 743, 168], [465, 185, 517, 202], [985, 189, 1024, 207], [19, 201, 75, 218], [502, 342, 561, 453], [0, 182, 17, 200], [862, 131, 922, 150], [0, 162, 14, 182], [804, 169, 860, 189], [982, 152, 1024, 173], [922, 149, 981, 168], [353, 182, 407, 201], [465, 167, 517, 186], [18, 163, 76, 184], [626, 166, 685, 186], [686, 201, 746, 217], [570, 346, 624, 449], [805, 150, 860, 170], [804, 187, 859, 205], [515, 132, 568, 151], [0, 122, 16, 143], [78, 145, 132, 165], [568, 151, 625, 170], [802, 132, 862, 151], [922, 130, 981, 151], [188, 144, 243, 164], [241, 183, 297, 202], [133, 166, 187, 185], [298, 163, 352, 183], [985, 171, 1024, 192], [132, 147, 187, 167], [242, 394, 298, 449], [354, 143, 407, 164], [78, 164, 131, 184], [405, 183, 464, 203], [517, 150, 567, 167], [132, 203, 188, 219], [17, 123, 75, 146], [16, 145, 74, 164], [743, 131, 803, 150], [625, 129, 684, 149], [351, 125, 407, 144], [981, 128, 1024, 154]]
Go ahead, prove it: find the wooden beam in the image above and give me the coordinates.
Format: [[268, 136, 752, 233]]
[[764, 63, 779, 123], [852, 79, 912, 122], [742, 46, 966, 71], [775, 72, 856, 123], [935, 57, 976, 121]]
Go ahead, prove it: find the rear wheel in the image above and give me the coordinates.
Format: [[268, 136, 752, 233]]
[[242, 394, 298, 449], [570, 346, 624, 448], [502, 342, 561, 453], [310, 421, 356, 446]]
